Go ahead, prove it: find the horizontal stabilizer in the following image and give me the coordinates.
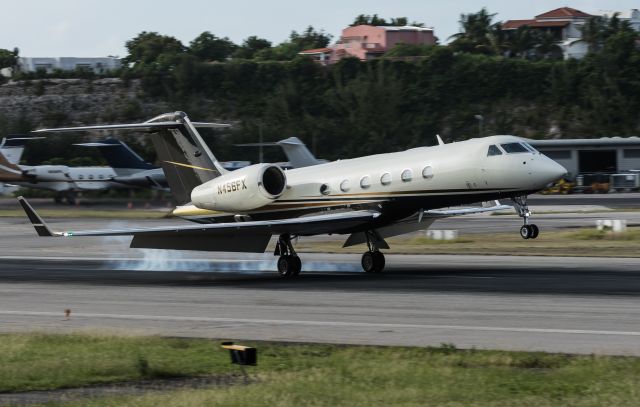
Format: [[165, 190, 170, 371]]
[[34, 122, 230, 134]]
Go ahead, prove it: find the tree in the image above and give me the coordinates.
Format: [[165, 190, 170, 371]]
[[256, 26, 332, 61], [384, 43, 434, 57], [0, 47, 19, 70], [123, 32, 185, 70], [507, 26, 537, 59], [233, 36, 272, 59], [189, 31, 237, 61], [581, 16, 607, 52], [449, 8, 502, 54], [351, 14, 425, 27]]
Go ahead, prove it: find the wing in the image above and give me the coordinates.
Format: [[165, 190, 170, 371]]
[[17, 197, 380, 253], [423, 200, 512, 218]]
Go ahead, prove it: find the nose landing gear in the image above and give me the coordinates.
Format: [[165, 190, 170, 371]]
[[275, 234, 302, 277], [512, 196, 539, 239], [361, 231, 386, 273]]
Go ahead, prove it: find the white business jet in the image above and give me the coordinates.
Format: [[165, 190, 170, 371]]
[[19, 112, 566, 276]]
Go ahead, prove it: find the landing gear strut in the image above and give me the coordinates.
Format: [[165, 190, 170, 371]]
[[512, 196, 539, 239], [361, 231, 386, 273], [275, 234, 302, 277]]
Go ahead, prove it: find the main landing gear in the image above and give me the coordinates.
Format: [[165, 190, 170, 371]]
[[275, 234, 302, 278], [512, 196, 539, 239], [361, 231, 386, 273]]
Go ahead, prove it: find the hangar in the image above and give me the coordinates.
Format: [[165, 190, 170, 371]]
[[527, 137, 640, 179]]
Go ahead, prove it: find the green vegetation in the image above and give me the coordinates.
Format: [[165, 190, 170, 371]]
[[1, 8, 639, 168], [2, 333, 640, 406]]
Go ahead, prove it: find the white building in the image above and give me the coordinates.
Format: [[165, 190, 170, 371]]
[[17, 57, 121, 74], [503, 7, 640, 60]]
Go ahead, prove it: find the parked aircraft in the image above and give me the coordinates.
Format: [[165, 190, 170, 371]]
[[75, 138, 168, 190], [0, 138, 169, 202], [0, 136, 43, 195], [20, 111, 566, 276], [236, 136, 326, 168]]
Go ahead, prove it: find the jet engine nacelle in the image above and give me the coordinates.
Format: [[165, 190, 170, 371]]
[[23, 165, 71, 181], [191, 164, 286, 212]]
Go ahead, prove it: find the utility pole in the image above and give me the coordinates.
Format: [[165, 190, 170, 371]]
[[474, 115, 484, 138], [258, 123, 263, 163]]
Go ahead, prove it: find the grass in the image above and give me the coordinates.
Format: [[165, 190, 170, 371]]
[[0, 209, 170, 219], [295, 227, 640, 257], [1, 333, 639, 406]]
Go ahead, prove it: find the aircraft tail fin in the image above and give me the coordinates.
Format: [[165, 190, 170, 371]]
[[0, 136, 44, 165], [276, 137, 322, 168], [75, 138, 155, 173], [236, 136, 322, 168], [34, 111, 230, 205], [0, 150, 25, 182]]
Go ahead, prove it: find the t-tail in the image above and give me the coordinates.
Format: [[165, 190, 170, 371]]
[[75, 138, 155, 173], [33, 111, 230, 205]]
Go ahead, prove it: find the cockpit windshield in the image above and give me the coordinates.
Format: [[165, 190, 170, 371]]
[[487, 145, 502, 156], [500, 143, 529, 154], [521, 142, 538, 153]]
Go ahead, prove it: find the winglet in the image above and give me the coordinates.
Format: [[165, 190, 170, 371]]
[[17, 196, 56, 237], [436, 135, 445, 145]]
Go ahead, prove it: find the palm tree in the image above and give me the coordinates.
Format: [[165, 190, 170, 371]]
[[507, 26, 537, 59], [535, 31, 563, 60], [449, 8, 500, 53], [581, 16, 606, 52]]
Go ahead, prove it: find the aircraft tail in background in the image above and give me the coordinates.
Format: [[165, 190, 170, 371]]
[[33, 111, 230, 205]]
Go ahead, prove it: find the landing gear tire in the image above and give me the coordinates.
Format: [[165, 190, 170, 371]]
[[519, 224, 540, 240], [291, 255, 302, 276], [512, 196, 540, 240], [277, 255, 295, 277], [362, 251, 385, 273], [275, 234, 302, 278]]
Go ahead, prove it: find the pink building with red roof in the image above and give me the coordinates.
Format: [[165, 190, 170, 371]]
[[300, 24, 435, 64]]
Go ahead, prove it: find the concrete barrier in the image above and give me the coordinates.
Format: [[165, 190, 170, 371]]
[[426, 230, 459, 240], [596, 219, 627, 233]]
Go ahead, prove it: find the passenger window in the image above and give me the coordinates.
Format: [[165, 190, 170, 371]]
[[500, 143, 528, 154], [320, 184, 331, 195], [422, 166, 434, 179], [88, 175, 94, 180], [360, 175, 371, 189], [340, 179, 350, 192], [380, 172, 392, 186], [78, 175, 84, 180], [487, 145, 502, 156], [401, 169, 413, 182]]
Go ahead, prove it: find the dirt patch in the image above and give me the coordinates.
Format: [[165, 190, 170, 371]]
[[0, 374, 246, 406]]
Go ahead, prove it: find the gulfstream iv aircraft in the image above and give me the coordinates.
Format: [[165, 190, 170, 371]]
[[19, 112, 566, 276]]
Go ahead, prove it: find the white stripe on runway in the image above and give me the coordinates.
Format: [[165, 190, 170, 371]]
[[2, 310, 640, 337]]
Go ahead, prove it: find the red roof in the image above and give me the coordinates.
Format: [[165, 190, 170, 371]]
[[535, 7, 592, 19], [502, 19, 535, 30], [299, 47, 332, 54]]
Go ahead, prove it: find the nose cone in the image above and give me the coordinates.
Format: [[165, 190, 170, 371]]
[[537, 158, 567, 186]]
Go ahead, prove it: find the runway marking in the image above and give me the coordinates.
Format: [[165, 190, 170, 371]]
[[2, 310, 640, 337]]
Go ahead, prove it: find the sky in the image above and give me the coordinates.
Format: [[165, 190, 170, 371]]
[[1, 0, 639, 57]]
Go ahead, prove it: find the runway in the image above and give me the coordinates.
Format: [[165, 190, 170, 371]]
[[0, 254, 639, 356]]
